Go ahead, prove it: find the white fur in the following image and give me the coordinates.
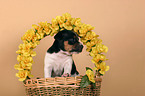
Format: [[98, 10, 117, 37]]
[[44, 50, 73, 78]]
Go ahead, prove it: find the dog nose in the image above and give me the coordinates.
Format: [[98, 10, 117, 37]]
[[80, 44, 83, 49], [79, 43, 83, 52]]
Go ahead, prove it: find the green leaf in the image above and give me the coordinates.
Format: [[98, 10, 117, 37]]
[[72, 25, 76, 28], [86, 67, 93, 71], [80, 75, 90, 88], [35, 29, 38, 33], [91, 82, 96, 88]]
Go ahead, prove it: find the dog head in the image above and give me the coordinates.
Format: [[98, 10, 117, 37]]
[[54, 30, 83, 53]]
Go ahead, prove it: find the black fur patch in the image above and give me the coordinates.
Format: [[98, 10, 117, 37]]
[[47, 30, 79, 53], [71, 61, 79, 75]]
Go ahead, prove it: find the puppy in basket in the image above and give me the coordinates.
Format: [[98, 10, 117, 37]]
[[44, 30, 83, 78]]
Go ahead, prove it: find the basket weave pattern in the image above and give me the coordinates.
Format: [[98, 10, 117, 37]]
[[25, 76, 102, 96]]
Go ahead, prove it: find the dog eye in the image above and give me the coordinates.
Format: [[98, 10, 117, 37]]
[[68, 38, 77, 45]]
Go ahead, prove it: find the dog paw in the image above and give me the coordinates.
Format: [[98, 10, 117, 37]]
[[62, 73, 71, 77]]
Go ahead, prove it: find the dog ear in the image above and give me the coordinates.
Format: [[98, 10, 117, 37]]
[[54, 30, 73, 40], [54, 30, 68, 40], [54, 32, 63, 40]]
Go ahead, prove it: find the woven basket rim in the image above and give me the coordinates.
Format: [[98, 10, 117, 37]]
[[24, 76, 102, 88], [25, 76, 102, 96]]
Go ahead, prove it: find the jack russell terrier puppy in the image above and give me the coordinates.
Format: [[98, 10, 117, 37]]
[[44, 30, 83, 78]]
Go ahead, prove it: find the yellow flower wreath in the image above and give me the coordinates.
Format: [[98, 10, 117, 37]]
[[14, 13, 109, 82]]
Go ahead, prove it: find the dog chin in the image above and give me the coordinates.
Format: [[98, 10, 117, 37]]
[[70, 52, 79, 54], [62, 51, 80, 55], [70, 51, 81, 54]]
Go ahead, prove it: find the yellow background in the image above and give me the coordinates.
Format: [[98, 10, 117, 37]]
[[0, 0, 145, 96]]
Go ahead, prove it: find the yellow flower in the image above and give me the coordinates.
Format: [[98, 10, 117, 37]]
[[85, 38, 102, 52], [102, 45, 108, 53], [31, 39, 40, 47], [90, 44, 108, 57], [93, 62, 109, 75], [34, 22, 51, 36], [25, 42, 35, 49], [33, 23, 50, 39], [85, 24, 95, 31], [30, 50, 36, 57], [51, 19, 59, 30], [86, 41, 95, 52], [32, 24, 39, 30], [21, 29, 35, 43], [99, 62, 109, 74], [21, 62, 32, 70], [91, 54, 106, 64], [16, 44, 23, 54], [93, 66, 99, 71], [38, 21, 48, 28], [71, 18, 82, 26], [87, 38, 102, 46], [79, 24, 88, 37], [81, 32, 98, 45], [89, 46, 99, 57], [22, 50, 36, 57], [86, 69, 95, 83], [64, 25, 73, 30], [55, 14, 73, 30], [14, 64, 23, 70], [97, 44, 108, 53], [85, 31, 98, 41], [80, 38, 87, 45], [16, 43, 36, 57], [62, 21, 73, 30], [22, 28, 42, 42], [43, 26, 51, 35], [17, 55, 33, 63], [22, 43, 32, 51], [15, 55, 33, 71], [35, 33, 41, 40], [14, 62, 32, 70], [94, 63, 101, 70], [22, 31, 38, 44], [62, 13, 72, 21], [16, 70, 33, 81], [50, 29, 58, 36], [55, 16, 61, 21], [56, 16, 65, 27], [37, 27, 45, 39], [42, 23, 52, 35], [49, 24, 59, 36], [74, 26, 80, 33], [71, 18, 82, 34], [79, 24, 95, 37], [51, 18, 59, 26]]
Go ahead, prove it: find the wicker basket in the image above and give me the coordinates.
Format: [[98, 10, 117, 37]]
[[24, 76, 102, 96]]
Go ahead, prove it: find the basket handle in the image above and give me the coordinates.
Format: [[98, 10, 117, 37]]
[[23, 76, 30, 84]]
